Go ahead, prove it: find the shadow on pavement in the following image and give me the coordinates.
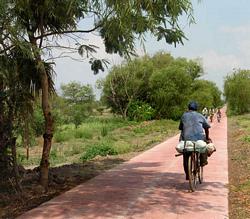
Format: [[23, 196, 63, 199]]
[[19, 160, 227, 219]]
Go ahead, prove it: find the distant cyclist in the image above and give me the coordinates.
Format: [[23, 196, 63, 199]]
[[216, 108, 222, 122], [209, 108, 215, 123], [179, 101, 211, 180], [202, 107, 208, 119]]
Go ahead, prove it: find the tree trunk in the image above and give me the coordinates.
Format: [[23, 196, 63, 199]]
[[29, 36, 54, 190], [39, 67, 53, 191]]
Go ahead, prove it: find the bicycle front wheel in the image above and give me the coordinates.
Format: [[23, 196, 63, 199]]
[[188, 153, 197, 192]]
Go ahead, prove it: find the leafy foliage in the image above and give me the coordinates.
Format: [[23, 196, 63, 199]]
[[60, 81, 95, 127], [102, 52, 218, 120], [102, 56, 154, 117], [224, 69, 250, 115], [127, 101, 156, 121], [32, 104, 45, 137], [149, 63, 193, 119], [190, 80, 223, 110], [99, 0, 193, 57], [61, 82, 94, 104]]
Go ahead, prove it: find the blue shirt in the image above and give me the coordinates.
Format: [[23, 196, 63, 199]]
[[179, 111, 210, 141]]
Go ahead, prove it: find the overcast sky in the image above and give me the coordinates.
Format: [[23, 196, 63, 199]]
[[53, 0, 250, 95]]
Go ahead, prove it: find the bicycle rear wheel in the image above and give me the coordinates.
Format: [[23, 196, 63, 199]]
[[188, 153, 197, 192]]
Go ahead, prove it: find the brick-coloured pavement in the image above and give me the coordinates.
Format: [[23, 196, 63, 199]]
[[18, 110, 228, 219]]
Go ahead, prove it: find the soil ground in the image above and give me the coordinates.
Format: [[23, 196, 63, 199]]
[[0, 153, 139, 219], [228, 115, 250, 218]]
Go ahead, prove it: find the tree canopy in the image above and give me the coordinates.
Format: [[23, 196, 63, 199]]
[[102, 52, 222, 120], [224, 69, 250, 115]]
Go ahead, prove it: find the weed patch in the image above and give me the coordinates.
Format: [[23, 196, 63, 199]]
[[81, 142, 118, 161], [229, 114, 250, 219], [242, 135, 250, 143]]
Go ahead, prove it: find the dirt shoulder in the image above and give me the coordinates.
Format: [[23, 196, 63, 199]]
[[0, 153, 139, 219], [228, 114, 250, 218]]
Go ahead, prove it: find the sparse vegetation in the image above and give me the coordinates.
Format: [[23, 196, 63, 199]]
[[228, 113, 250, 218], [17, 117, 178, 167]]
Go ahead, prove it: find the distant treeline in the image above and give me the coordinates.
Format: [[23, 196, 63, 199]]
[[100, 52, 223, 120]]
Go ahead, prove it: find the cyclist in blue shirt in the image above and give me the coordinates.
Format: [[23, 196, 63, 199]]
[[179, 101, 211, 180]]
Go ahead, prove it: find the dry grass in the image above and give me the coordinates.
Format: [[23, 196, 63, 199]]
[[228, 114, 250, 218]]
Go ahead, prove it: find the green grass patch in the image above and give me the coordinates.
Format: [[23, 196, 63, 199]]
[[242, 135, 250, 143], [238, 180, 250, 191], [113, 141, 132, 154], [19, 117, 178, 167], [81, 141, 118, 161], [74, 128, 93, 139], [54, 130, 73, 142]]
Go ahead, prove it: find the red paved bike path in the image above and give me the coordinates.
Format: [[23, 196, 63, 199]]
[[18, 111, 228, 219]]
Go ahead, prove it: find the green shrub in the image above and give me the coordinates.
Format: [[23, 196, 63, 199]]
[[128, 101, 155, 121], [33, 105, 45, 136], [168, 106, 184, 121], [81, 142, 118, 161]]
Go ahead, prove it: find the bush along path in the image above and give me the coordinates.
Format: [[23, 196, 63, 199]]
[[17, 110, 228, 219]]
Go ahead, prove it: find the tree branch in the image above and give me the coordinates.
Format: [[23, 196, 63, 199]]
[[45, 55, 87, 62], [34, 25, 102, 40]]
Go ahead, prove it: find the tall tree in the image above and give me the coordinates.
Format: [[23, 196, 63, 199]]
[[1, 0, 194, 189], [61, 82, 94, 104], [149, 63, 193, 119], [61, 81, 95, 127], [102, 53, 205, 120], [224, 69, 250, 114], [190, 80, 222, 110], [103, 56, 154, 118]]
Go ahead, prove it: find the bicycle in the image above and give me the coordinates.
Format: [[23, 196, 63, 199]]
[[217, 112, 222, 123], [176, 141, 203, 192], [217, 114, 221, 122]]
